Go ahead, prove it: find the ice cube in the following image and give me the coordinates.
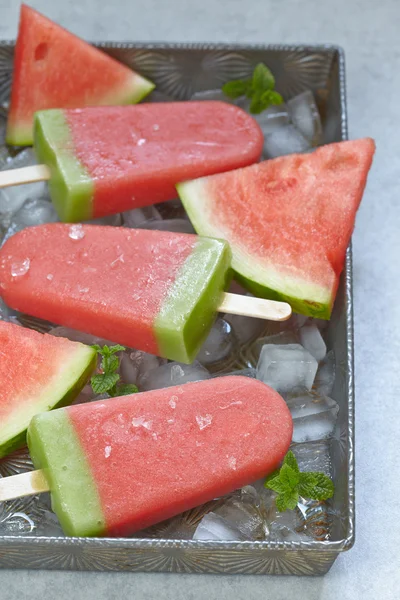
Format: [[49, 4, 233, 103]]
[[0, 495, 37, 535], [193, 512, 244, 541], [236, 98, 290, 133], [291, 439, 332, 477], [34, 504, 64, 536], [139, 360, 210, 391], [267, 503, 308, 542], [120, 350, 164, 387], [256, 343, 318, 394], [2, 198, 58, 243], [287, 91, 322, 146], [191, 89, 235, 104], [196, 318, 238, 371], [0, 150, 50, 218], [122, 205, 162, 228], [263, 124, 311, 158], [214, 494, 267, 540], [139, 218, 195, 234], [286, 390, 339, 442], [299, 323, 327, 361], [311, 317, 329, 332], [224, 312, 266, 345], [313, 350, 335, 396], [292, 314, 309, 328], [240, 314, 306, 367]]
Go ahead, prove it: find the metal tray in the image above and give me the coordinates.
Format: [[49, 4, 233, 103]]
[[0, 41, 353, 575]]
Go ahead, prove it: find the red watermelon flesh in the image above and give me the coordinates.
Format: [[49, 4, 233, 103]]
[[179, 138, 376, 319], [6, 4, 154, 146], [0, 319, 96, 458]]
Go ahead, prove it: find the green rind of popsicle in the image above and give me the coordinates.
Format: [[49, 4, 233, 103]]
[[33, 110, 94, 222], [0, 344, 97, 459], [27, 408, 105, 537], [155, 237, 232, 363]]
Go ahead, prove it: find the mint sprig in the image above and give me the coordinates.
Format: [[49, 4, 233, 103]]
[[264, 451, 334, 512], [222, 63, 283, 114], [91, 345, 138, 397]]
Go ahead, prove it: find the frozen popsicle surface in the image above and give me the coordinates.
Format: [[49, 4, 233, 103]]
[[27, 376, 293, 537], [33, 102, 264, 222], [0, 224, 231, 363]]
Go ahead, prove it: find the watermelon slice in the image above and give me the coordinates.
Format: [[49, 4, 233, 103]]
[[6, 4, 154, 146], [178, 138, 375, 319], [0, 320, 96, 458]]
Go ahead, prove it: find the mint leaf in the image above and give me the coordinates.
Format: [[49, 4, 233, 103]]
[[90, 344, 129, 396], [276, 489, 299, 512], [262, 90, 283, 106], [283, 451, 299, 473], [115, 383, 139, 396], [107, 344, 126, 355], [299, 472, 334, 500], [102, 354, 119, 374], [263, 451, 334, 514], [222, 79, 251, 99], [252, 63, 275, 92], [249, 92, 265, 114], [280, 463, 300, 489], [297, 472, 318, 498], [91, 373, 120, 395], [91, 344, 103, 354], [264, 472, 287, 495]]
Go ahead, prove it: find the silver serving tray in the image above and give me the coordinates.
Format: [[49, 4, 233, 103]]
[[0, 41, 353, 575]]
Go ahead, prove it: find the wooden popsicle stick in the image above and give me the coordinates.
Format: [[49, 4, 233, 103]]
[[0, 469, 49, 502], [219, 292, 292, 322], [0, 164, 51, 188]]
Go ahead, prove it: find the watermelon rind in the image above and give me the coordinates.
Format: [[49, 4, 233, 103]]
[[177, 179, 334, 320], [0, 343, 96, 459]]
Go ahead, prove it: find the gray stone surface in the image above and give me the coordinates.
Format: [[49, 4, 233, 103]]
[[0, 0, 398, 598]]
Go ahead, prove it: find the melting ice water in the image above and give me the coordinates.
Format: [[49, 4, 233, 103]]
[[11, 258, 30, 278], [68, 224, 85, 240]]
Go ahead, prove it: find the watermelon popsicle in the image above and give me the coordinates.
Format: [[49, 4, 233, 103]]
[[0, 102, 263, 222], [0, 224, 291, 363], [0, 377, 293, 536]]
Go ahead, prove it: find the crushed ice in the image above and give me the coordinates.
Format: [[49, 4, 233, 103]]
[[68, 224, 85, 240], [169, 396, 177, 409], [195, 414, 213, 430], [131, 416, 152, 430]]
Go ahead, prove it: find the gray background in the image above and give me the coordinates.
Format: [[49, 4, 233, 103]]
[[0, 0, 398, 598]]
